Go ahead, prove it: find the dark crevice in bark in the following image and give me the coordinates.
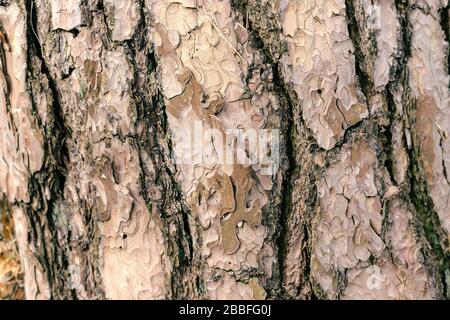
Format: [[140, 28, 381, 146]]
[[391, 0, 450, 299], [231, 0, 289, 299], [393, 0, 412, 70], [95, 0, 112, 44], [238, 7, 293, 300], [379, 1, 407, 185], [126, 3, 203, 299], [0, 24, 12, 110], [382, 90, 398, 185], [271, 60, 295, 299], [439, 135, 450, 186], [382, 0, 413, 190], [24, 0, 76, 299], [343, 1, 397, 190], [406, 133, 450, 299], [328, 120, 365, 154], [335, 269, 348, 299], [343, 1, 399, 193], [344, 0, 375, 101], [344, 2, 443, 300], [439, 4, 450, 82], [0, 1, 11, 8], [231, 0, 320, 299], [405, 99, 450, 299], [390, 1, 412, 142], [326, 1, 374, 157]]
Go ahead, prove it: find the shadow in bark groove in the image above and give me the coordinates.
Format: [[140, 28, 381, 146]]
[[124, 2, 205, 299], [23, 0, 77, 299], [230, 0, 322, 299]]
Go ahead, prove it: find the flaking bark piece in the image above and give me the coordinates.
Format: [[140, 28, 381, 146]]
[[167, 69, 203, 118], [220, 165, 262, 254]]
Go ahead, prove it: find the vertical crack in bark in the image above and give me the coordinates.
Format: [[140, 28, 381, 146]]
[[230, 0, 320, 299], [23, 0, 74, 299], [393, 0, 412, 75], [345, 0, 450, 299], [343, 0, 392, 185], [344, 0, 375, 102], [267, 49, 295, 299], [340, 1, 379, 296], [125, 2, 203, 299], [317, 0, 372, 153], [380, 0, 413, 191], [391, 0, 450, 299], [231, 0, 292, 298], [405, 99, 450, 299], [439, 3, 450, 82]]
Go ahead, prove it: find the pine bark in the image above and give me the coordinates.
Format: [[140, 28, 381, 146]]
[[0, 0, 449, 299]]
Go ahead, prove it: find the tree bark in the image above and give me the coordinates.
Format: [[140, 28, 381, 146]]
[[0, 0, 449, 299]]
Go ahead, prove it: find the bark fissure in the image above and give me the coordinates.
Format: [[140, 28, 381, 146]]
[[230, 0, 321, 299], [391, 0, 450, 299], [125, 4, 204, 298], [439, 3, 450, 81], [235, 4, 297, 298], [346, 1, 393, 192], [23, 0, 75, 299], [344, 0, 375, 102], [380, 0, 412, 190], [405, 99, 450, 299]]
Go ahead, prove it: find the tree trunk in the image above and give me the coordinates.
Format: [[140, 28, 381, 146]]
[[0, 0, 449, 300]]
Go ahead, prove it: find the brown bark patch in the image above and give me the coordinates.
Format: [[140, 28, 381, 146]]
[[416, 95, 439, 184]]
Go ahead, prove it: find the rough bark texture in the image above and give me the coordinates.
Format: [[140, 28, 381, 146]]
[[0, 0, 449, 300]]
